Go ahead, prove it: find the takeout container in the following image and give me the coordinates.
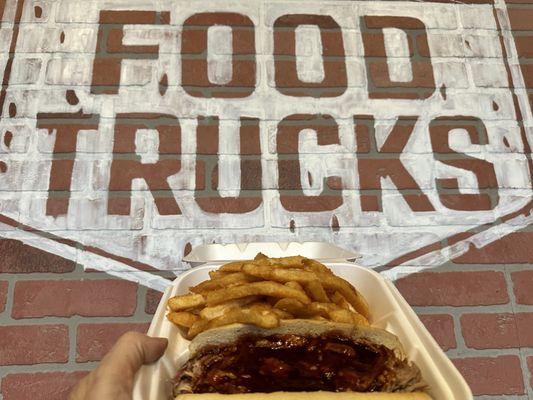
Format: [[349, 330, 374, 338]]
[[133, 242, 472, 400], [183, 242, 360, 266]]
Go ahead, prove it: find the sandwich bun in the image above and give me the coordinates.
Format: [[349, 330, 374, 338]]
[[177, 391, 431, 399], [190, 319, 405, 359], [175, 320, 430, 398]]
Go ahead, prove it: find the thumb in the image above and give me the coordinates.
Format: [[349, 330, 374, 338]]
[[100, 332, 168, 377], [136, 334, 168, 364]]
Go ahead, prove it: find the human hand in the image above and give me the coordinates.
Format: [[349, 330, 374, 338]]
[[69, 332, 168, 400]]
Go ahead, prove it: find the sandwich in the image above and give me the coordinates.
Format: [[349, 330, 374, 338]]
[[166, 255, 431, 399]]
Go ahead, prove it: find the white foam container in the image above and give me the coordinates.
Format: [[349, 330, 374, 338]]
[[182, 242, 360, 267], [133, 243, 472, 400]]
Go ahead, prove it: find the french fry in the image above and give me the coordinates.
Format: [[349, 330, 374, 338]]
[[208, 270, 229, 279], [271, 308, 293, 319], [243, 264, 316, 283], [167, 311, 199, 328], [312, 302, 369, 326], [328, 309, 356, 324], [205, 308, 279, 333], [284, 281, 304, 291], [218, 261, 246, 273], [350, 311, 370, 326], [168, 293, 205, 311], [199, 297, 258, 320], [200, 303, 236, 320], [166, 254, 372, 336], [319, 274, 370, 320], [265, 255, 306, 268], [187, 318, 209, 339], [190, 272, 254, 294], [274, 298, 310, 318], [309, 302, 337, 319], [206, 281, 311, 306], [302, 258, 333, 275], [305, 280, 329, 303], [248, 302, 273, 312], [331, 291, 354, 312]]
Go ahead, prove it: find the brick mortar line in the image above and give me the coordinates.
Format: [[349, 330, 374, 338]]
[[8, 85, 512, 95], [5, 189, 531, 195], [11, 51, 515, 58], [1, 231, 526, 245], [422, 263, 533, 270], [30, 152, 531, 159], [0, 270, 170, 283], [2, 226, 531, 238], [449, 312, 469, 355], [1, 226, 530, 237], [505, 3, 533, 8], [415, 303, 533, 313], [0, 315, 152, 325], [0, 362, 97, 375], [519, 343, 533, 398], [68, 322, 77, 365], [7, 113, 527, 122], [521, 347, 533, 357], [413, 304, 529, 314], [137, 284, 150, 318], [133, 282, 149, 320], [446, 346, 523, 358], [1, 273, 16, 326], [0, 86, 517, 95], [0, 269, 136, 281], [449, 262, 533, 269], [5, 190, 532, 198]]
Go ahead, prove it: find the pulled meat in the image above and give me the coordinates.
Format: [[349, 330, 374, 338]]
[[174, 332, 421, 395]]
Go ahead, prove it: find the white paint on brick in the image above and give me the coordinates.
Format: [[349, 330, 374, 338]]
[[471, 62, 509, 88], [216, 119, 242, 197], [383, 28, 412, 83], [18, 26, 96, 53], [45, 57, 91, 85], [460, 6, 496, 30], [464, 33, 502, 59], [429, 34, 464, 58], [207, 25, 233, 85], [10, 58, 42, 84], [0, 0, 529, 281], [135, 129, 160, 164], [433, 62, 469, 89], [120, 60, 153, 86], [295, 25, 324, 83]]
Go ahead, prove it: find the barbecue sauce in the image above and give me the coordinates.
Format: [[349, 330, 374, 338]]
[[190, 332, 401, 393]]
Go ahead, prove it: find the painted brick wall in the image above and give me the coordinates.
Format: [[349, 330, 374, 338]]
[[0, 0, 532, 399]]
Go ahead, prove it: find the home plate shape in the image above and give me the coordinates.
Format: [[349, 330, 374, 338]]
[[0, 0, 531, 289]]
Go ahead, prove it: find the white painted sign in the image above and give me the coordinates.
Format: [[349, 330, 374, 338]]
[[0, 0, 531, 288]]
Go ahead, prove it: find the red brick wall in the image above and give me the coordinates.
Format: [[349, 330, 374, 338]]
[[2, 237, 533, 399], [0, 239, 157, 400], [0, 0, 533, 400], [397, 235, 533, 397]]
